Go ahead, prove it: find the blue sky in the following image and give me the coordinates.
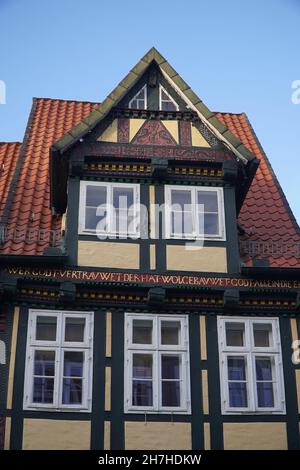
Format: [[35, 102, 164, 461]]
[[0, 0, 299, 223]]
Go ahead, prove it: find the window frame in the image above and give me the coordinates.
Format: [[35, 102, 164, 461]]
[[164, 185, 226, 240], [124, 313, 191, 414], [159, 85, 179, 111], [23, 309, 94, 412], [79, 180, 140, 238], [129, 84, 147, 110], [218, 316, 285, 415]]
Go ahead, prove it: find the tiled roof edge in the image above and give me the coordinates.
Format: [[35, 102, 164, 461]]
[[242, 112, 300, 237], [0, 98, 38, 227]]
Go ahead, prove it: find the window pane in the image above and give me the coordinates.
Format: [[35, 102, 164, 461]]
[[135, 89, 144, 100], [171, 189, 191, 208], [257, 382, 274, 407], [162, 381, 180, 407], [197, 191, 218, 212], [253, 324, 273, 347], [170, 189, 193, 235], [226, 323, 245, 347], [133, 354, 152, 379], [161, 100, 177, 111], [132, 380, 153, 406], [65, 318, 85, 342], [113, 187, 134, 210], [171, 210, 193, 235], [132, 320, 153, 344], [228, 382, 248, 407], [203, 213, 219, 235], [161, 321, 180, 345], [161, 355, 180, 379], [161, 90, 177, 112], [63, 351, 84, 377], [86, 185, 107, 206], [228, 357, 246, 380], [255, 357, 273, 381], [34, 350, 55, 376], [33, 377, 54, 403], [62, 378, 83, 405], [85, 207, 107, 231], [36, 316, 57, 341]]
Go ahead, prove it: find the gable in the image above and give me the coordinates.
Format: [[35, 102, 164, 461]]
[[51, 47, 256, 164]]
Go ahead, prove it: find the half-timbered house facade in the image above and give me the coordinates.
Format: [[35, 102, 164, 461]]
[[0, 48, 299, 450]]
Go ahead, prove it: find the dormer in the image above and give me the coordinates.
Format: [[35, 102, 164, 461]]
[[50, 48, 259, 276]]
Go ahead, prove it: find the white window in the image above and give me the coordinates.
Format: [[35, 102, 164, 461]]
[[24, 310, 94, 412], [79, 181, 140, 238], [165, 185, 225, 240], [124, 313, 190, 413], [159, 85, 179, 111], [129, 85, 147, 110], [218, 317, 285, 414]]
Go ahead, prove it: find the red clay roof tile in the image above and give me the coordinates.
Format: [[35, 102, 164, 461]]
[[0, 142, 21, 219]]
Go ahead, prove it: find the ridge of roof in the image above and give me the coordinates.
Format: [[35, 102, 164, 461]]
[[51, 48, 256, 164], [0, 141, 22, 145], [33, 96, 100, 105]]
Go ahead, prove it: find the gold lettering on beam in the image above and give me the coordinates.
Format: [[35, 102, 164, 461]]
[[5, 267, 300, 290]]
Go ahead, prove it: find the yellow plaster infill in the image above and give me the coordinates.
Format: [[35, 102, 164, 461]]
[[291, 318, 298, 343], [166, 245, 227, 273], [4, 417, 11, 450], [149, 185, 156, 239], [201, 370, 209, 415], [97, 119, 118, 142], [105, 367, 111, 411], [104, 421, 111, 450], [125, 422, 192, 450], [22, 419, 91, 450], [199, 315, 207, 361], [296, 370, 300, 414], [106, 311, 112, 357], [204, 423, 211, 450], [129, 119, 145, 142], [150, 244, 156, 270], [7, 306, 20, 409], [191, 124, 210, 147], [223, 423, 288, 450], [78, 241, 140, 270], [162, 120, 179, 143]]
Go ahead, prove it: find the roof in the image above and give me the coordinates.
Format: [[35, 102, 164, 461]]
[[0, 98, 98, 255], [52, 47, 255, 165], [0, 98, 299, 268], [216, 112, 300, 268]]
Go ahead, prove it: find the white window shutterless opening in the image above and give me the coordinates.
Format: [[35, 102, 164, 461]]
[[159, 85, 179, 111], [165, 185, 225, 240], [24, 310, 94, 412], [79, 181, 140, 238], [124, 313, 191, 414], [218, 317, 285, 414], [129, 84, 147, 110]]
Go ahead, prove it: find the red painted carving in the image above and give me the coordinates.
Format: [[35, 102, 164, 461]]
[[131, 120, 177, 146], [77, 142, 231, 162], [118, 118, 129, 143], [179, 121, 192, 146]]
